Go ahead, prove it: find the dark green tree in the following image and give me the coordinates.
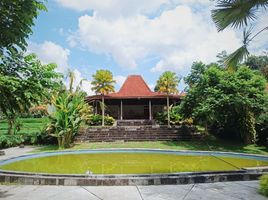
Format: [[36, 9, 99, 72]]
[[0, 51, 62, 134], [245, 54, 268, 80], [0, 0, 46, 53], [181, 64, 267, 144]]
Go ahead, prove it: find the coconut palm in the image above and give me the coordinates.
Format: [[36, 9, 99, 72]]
[[212, 0, 268, 70], [91, 70, 115, 126], [155, 71, 180, 127]]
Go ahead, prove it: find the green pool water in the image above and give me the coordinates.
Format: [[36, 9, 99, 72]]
[[1, 153, 268, 174]]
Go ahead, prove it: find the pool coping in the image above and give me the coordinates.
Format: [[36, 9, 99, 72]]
[[0, 148, 268, 186]]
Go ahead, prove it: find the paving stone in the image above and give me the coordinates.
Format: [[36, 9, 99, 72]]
[[0, 181, 266, 200], [83, 186, 141, 200], [139, 184, 193, 200]]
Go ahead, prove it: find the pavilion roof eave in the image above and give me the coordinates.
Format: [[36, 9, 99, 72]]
[[85, 94, 182, 102]]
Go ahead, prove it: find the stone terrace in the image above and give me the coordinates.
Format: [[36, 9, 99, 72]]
[[76, 123, 202, 143]]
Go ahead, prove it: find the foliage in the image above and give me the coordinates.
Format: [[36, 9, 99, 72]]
[[259, 174, 268, 197], [184, 62, 207, 88], [181, 64, 268, 144], [0, 0, 46, 53], [211, 0, 268, 69], [0, 117, 54, 148], [0, 134, 23, 148], [155, 105, 182, 125], [91, 70, 115, 126], [0, 52, 62, 134], [29, 105, 49, 117], [155, 71, 180, 126], [245, 54, 268, 80], [86, 114, 115, 126], [46, 91, 92, 149], [256, 112, 268, 146]]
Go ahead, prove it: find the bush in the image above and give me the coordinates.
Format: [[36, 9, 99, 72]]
[[0, 134, 24, 148], [22, 131, 56, 145], [259, 174, 268, 197], [155, 105, 183, 125], [256, 113, 268, 146], [86, 114, 115, 126], [0, 131, 56, 149]]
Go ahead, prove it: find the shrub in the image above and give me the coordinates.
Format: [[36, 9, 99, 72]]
[[86, 114, 115, 126], [0, 134, 23, 148], [46, 91, 92, 149], [256, 112, 268, 146], [259, 174, 268, 197], [155, 105, 182, 125]]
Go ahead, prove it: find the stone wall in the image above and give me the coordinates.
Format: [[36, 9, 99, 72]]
[[76, 125, 202, 142]]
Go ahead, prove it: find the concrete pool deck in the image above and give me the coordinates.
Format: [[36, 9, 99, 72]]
[[0, 181, 266, 200]]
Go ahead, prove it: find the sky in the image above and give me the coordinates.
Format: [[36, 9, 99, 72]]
[[27, 0, 268, 94]]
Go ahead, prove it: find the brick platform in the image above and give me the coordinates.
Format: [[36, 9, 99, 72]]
[[76, 125, 202, 142]]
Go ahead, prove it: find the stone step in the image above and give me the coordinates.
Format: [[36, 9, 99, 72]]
[[116, 120, 155, 126], [76, 125, 202, 142]]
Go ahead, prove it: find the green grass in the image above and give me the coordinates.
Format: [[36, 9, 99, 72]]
[[32, 135, 268, 155], [0, 117, 49, 135]]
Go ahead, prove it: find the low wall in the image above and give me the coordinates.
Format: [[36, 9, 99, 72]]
[[0, 169, 266, 186], [76, 125, 202, 142]]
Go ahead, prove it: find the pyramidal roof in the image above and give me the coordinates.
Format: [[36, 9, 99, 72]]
[[112, 75, 154, 97]]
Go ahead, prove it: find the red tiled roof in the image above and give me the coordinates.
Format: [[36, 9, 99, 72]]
[[110, 75, 156, 97], [87, 75, 183, 100]]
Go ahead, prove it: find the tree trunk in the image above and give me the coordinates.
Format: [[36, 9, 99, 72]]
[[7, 119, 13, 135], [167, 95, 170, 127], [102, 95, 105, 126]]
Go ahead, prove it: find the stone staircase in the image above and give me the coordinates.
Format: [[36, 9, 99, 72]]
[[116, 120, 155, 126], [76, 125, 203, 142]]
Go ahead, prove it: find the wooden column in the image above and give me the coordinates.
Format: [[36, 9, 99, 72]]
[[120, 100, 123, 120], [149, 99, 152, 120]]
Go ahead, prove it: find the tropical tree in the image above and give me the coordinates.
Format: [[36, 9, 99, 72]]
[[0, 51, 62, 134], [211, 0, 268, 70], [91, 70, 115, 126], [245, 53, 268, 80], [47, 92, 91, 149], [0, 0, 46, 53], [155, 71, 180, 127], [181, 64, 267, 144], [46, 71, 92, 149]]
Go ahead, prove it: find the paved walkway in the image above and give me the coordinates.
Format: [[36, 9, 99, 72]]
[[0, 146, 36, 161], [0, 181, 266, 200], [0, 147, 266, 199]]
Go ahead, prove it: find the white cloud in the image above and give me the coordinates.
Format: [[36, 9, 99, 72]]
[[114, 75, 126, 89], [28, 41, 70, 73], [56, 0, 169, 18], [148, 84, 155, 91], [28, 41, 94, 95], [72, 69, 94, 95], [69, 5, 241, 73]]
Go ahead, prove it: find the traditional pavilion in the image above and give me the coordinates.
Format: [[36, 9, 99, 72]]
[[86, 75, 184, 120]]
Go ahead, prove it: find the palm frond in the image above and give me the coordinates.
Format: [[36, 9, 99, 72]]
[[225, 45, 249, 71], [212, 0, 260, 31], [224, 28, 251, 70]]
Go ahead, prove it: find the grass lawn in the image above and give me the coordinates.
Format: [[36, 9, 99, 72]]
[[32, 135, 268, 155], [0, 117, 49, 135]]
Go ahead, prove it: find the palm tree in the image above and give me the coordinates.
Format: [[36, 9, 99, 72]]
[[212, 0, 268, 70], [155, 71, 180, 127], [91, 70, 115, 126]]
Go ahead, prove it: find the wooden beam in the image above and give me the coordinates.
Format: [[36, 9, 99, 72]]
[[120, 100, 123, 120], [149, 100, 152, 120]]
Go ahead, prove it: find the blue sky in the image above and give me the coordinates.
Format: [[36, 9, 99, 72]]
[[28, 0, 268, 94]]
